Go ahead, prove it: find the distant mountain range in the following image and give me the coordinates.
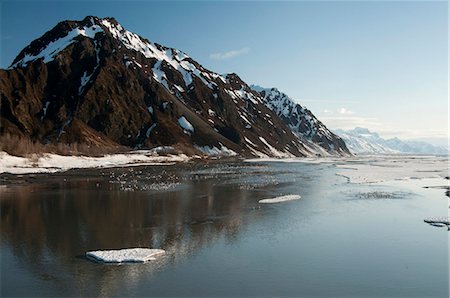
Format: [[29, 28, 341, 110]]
[[335, 127, 449, 155], [0, 16, 350, 157]]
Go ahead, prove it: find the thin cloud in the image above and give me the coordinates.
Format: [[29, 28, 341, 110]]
[[338, 108, 354, 115], [320, 116, 379, 130], [320, 108, 354, 115], [209, 47, 250, 60]]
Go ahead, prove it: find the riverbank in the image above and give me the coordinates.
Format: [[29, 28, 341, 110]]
[[0, 150, 192, 174]]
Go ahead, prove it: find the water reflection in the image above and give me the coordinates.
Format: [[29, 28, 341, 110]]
[[0, 162, 292, 296], [1, 159, 448, 297]]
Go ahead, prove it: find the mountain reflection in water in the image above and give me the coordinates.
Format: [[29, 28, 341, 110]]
[[0, 162, 303, 296], [1, 159, 447, 297]]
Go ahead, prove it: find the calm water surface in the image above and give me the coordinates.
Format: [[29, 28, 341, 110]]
[[0, 160, 448, 297]]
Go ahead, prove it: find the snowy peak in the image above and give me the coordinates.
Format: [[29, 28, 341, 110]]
[[10, 16, 105, 68], [2, 16, 350, 158], [335, 128, 449, 155], [10, 16, 226, 94], [250, 85, 350, 155], [253, 86, 300, 118]]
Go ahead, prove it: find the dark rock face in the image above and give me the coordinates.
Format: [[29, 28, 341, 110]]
[[1, 16, 349, 157]]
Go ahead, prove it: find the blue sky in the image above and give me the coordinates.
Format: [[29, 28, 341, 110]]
[[1, 1, 448, 144]]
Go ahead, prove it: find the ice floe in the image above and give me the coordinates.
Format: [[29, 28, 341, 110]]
[[424, 217, 450, 229], [335, 155, 449, 183], [86, 248, 165, 263], [259, 194, 301, 204]]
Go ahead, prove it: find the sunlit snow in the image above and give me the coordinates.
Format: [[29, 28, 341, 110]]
[[11, 24, 103, 68], [178, 116, 194, 133], [259, 195, 301, 204], [195, 144, 237, 157], [86, 248, 165, 263]]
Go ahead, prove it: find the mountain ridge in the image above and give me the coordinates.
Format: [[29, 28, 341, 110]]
[[335, 127, 448, 155], [1, 16, 350, 157], [250, 85, 349, 155]]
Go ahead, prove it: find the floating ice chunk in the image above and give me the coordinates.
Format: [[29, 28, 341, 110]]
[[259, 195, 301, 204], [178, 116, 194, 133], [86, 248, 165, 263], [424, 217, 450, 229]]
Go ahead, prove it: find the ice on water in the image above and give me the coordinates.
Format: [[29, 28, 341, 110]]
[[424, 217, 450, 229], [259, 194, 301, 204], [86, 248, 165, 263]]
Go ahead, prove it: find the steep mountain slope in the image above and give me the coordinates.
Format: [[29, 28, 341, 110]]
[[335, 127, 449, 155], [1, 16, 348, 157], [251, 85, 350, 155]]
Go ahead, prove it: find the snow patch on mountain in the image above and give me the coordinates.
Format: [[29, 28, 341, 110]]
[[152, 60, 171, 92], [259, 137, 294, 158], [195, 143, 237, 156], [11, 22, 103, 68], [178, 116, 194, 133], [101, 18, 218, 90]]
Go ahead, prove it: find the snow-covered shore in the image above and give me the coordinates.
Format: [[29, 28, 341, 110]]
[[0, 150, 191, 174]]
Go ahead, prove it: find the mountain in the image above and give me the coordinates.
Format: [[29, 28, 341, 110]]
[[335, 127, 449, 155], [251, 85, 349, 156], [0, 16, 349, 158]]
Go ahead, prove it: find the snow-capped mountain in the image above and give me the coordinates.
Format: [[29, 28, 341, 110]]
[[335, 127, 449, 155], [1, 16, 349, 157], [251, 85, 349, 155]]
